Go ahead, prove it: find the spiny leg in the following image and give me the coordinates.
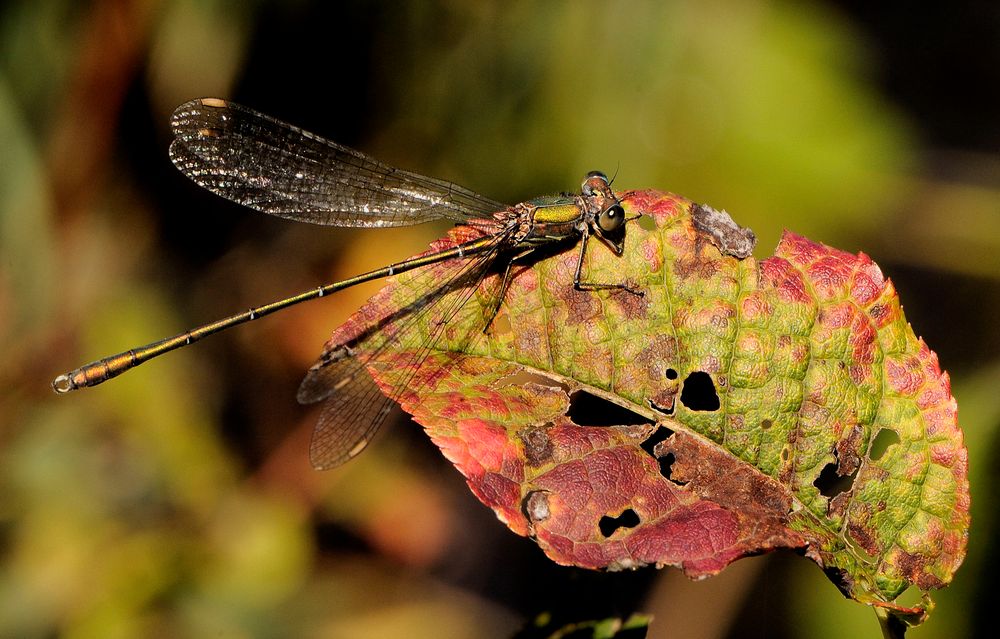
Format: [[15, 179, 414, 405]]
[[573, 229, 644, 296]]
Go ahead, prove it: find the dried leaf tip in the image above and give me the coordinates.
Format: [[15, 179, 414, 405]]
[[691, 203, 757, 259]]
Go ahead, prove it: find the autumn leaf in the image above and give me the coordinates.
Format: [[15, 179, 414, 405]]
[[315, 190, 969, 626]]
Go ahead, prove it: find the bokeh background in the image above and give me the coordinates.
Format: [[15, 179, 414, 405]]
[[1, 1, 997, 637]]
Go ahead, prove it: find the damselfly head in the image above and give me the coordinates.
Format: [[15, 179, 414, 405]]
[[581, 171, 627, 254], [594, 204, 627, 255]]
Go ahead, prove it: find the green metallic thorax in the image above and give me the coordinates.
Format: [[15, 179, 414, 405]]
[[521, 197, 587, 245]]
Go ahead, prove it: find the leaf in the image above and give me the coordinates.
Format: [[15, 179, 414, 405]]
[[516, 612, 651, 639], [315, 190, 969, 623]]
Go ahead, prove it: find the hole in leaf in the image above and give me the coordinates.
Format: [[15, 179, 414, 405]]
[[813, 458, 860, 498], [637, 214, 657, 231], [598, 508, 640, 537], [522, 490, 551, 524], [640, 425, 672, 456], [679, 371, 720, 411], [781, 447, 790, 462], [665, 368, 678, 380], [822, 566, 854, 599], [893, 585, 925, 610], [520, 426, 555, 466], [639, 427, 687, 484], [657, 452, 687, 486], [567, 390, 653, 427], [760, 418, 773, 430], [869, 428, 901, 461], [648, 397, 674, 415]]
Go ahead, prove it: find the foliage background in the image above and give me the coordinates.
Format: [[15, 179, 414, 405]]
[[1, 1, 996, 637]]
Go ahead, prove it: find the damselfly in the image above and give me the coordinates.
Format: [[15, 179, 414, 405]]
[[52, 97, 642, 468]]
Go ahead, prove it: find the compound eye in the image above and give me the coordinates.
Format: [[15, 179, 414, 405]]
[[598, 204, 626, 233]]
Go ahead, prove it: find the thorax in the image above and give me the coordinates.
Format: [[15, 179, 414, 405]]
[[516, 195, 587, 244]]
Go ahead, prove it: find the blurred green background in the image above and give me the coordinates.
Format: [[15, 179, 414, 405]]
[[1, 1, 997, 637]]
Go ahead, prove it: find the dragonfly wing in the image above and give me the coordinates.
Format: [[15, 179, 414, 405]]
[[298, 346, 397, 469], [169, 98, 506, 227], [298, 228, 515, 469]]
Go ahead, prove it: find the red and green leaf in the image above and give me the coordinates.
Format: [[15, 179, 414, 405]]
[[319, 190, 969, 623]]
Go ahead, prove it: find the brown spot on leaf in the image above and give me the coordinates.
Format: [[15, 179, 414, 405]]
[[869, 465, 891, 484], [612, 286, 649, 320], [650, 388, 677, 414], [835, 424, 864, 476], [658, 431, 798, 523], [674, 251, 719, 281], [633, 337, 681, 411], [829, 490, 852, 519], [638, 335, 679, 378], [515, 327, 544, 354], [520, 425, 555, 466], [564, 292, 600, 324], [848, 518, 881, 557], [894, 550, 944, 590]]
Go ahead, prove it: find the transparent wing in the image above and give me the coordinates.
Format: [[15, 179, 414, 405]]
[[169, 98, 506, 227], [298, 228, 514, 469]]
